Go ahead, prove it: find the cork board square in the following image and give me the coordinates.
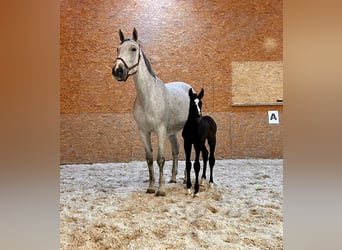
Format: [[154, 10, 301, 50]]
[[232, 61, 283, 105]]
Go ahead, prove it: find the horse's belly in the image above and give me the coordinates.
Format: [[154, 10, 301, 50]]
[[166, 99, 189, 134], [167, 120, 187, 135], [133, 106, 162, 132]]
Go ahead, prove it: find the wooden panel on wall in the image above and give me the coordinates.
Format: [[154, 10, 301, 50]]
[[230, 111, 283, 158], [231, 61, 283, 106], [60, 113, 136, 163], [60, 112, 232, 164]]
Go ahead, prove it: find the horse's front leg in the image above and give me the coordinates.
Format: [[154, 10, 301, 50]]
[[193, 144, 201, 197], [139, 130, 155, 194], [184, 140, 192, 195], [168, 134, 179, 183], [156, 127, 167, 196]]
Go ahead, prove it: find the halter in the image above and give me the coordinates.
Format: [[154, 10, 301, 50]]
[[115, 42, 141, 82]]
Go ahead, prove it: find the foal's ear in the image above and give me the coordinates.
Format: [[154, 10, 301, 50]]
[[189, 88, 195, 98], [133, 27, 138, 41], [119, 29, 125, 42], [198, 88, 204, 99]]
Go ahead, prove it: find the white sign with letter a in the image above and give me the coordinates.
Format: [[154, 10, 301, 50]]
[[268, 110, 279, 124]]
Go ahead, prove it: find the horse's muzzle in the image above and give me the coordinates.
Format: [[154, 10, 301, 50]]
[[112, 65, 127, 82]]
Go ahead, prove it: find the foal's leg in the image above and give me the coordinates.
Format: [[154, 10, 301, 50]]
[[156, 127, 167, 196], [193, 144, 201, 196], [184, 140, 192, 194], [200, 144, 209, 186], [208, 137, 216, 187], [168, 134, 179, 183], [139, 130, 155, 193]]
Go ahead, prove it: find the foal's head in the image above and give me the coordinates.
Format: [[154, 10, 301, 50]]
[[112, 28, 141, 81], [188, 88, 204, 119]]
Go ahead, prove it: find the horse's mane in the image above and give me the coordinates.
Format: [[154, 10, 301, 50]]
[[141, 50, 156, 78]]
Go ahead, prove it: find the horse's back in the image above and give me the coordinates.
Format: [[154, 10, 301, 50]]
[[165, 81, 192, 107], [200, 116, 217, 139], [201, 116, 217, 129], [165, 81, 192, 94]]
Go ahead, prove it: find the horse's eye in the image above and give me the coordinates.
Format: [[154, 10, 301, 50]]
[[131, 47, 137, 52]]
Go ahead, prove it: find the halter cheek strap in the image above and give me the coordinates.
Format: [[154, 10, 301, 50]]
[[115, 47, 141, 81]]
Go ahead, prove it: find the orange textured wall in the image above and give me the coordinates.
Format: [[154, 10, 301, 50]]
[[60, 0, 283, 163]]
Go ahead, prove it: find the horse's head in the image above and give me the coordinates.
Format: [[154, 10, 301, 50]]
[[112, 28, 141, 82], [188, 88, 204, 119]]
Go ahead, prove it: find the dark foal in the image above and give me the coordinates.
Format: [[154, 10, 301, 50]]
[[182, 88, 217, 197]]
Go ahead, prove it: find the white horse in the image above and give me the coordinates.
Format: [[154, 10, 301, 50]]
[[112, 28, 192, 196]]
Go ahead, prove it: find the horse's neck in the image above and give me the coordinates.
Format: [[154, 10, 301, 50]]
[[185, 115, 201, 128], [133, 52, 163, 101]]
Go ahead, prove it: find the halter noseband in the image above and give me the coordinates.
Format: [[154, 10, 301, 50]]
[[115, 43, 141, 82]]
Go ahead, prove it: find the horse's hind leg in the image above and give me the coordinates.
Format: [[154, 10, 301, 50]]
[[139, 131, 155, 194], [208, 137, 216, 187], [168, 134, 179, 183], [155, 127, 167, 196], [200, 144, 208, 186]]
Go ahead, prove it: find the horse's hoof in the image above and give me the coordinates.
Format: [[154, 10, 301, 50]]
[[146, 188, 155, 194], [193, 192, 200, 198], [155, 190, 166, 197], [209, 182, 214, 188], [169, 179, 177, 183], [183, 179, 187, 184], [186, 189, 192, 195], [200, 178, 206, 186]]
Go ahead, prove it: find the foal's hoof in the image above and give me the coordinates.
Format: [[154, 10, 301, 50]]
[[155, 190, 166, 197], [146, 188, 155, 194]]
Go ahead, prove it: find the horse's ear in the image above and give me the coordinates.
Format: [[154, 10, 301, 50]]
[[133, 27, 138, 41], [119, 29, 125, 42], [189, 88, 194, 98], [198, 88, 204, 99]]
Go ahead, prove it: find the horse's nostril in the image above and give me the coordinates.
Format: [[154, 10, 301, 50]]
[[115, 67, 123, 76]]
